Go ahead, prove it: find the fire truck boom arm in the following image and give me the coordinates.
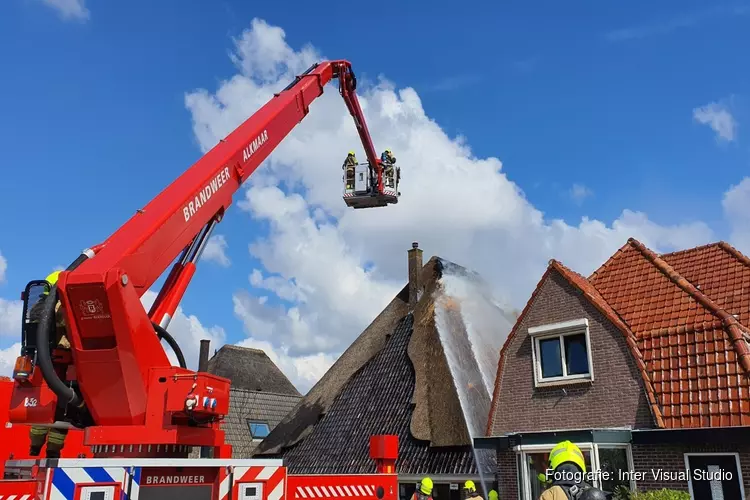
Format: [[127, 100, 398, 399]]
[[46, 60, 382, 429], [76, 61, 377, 293]]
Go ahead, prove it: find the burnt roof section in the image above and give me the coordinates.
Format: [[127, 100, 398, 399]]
[[272, 313, 485, 474], [207, 345, 301, 396], [223, 388, 302, 458], [255, 256, 497, 475]]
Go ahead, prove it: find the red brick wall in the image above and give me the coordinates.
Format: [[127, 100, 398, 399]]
[[497, 450, 518, 500], [631, 443, 750, 493], [490, 270, 655, 435]]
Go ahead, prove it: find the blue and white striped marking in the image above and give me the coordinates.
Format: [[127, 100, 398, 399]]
[[124, 467, 141, 500], [49, 467, 127, 500]]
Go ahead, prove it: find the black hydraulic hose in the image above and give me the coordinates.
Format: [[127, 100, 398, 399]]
[[36, 284, 80, 406], [35, 251, 91, 407], [152, 322, 187, 369]]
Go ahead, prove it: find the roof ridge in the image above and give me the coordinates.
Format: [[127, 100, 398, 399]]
[[628, 238, 750, 375], [588, 240, 631, 283], [660, 241, 721, 258], [549, 260, 665, 428], [221, 345, 267, 355], [717, 241, 750, 270], [231, 387, 303, 398]]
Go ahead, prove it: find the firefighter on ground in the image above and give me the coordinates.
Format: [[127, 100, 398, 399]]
[[342, 151, 357, 189], [28, 271, 71, 459], [539, 441, 606, 500], [462, 481, 483, 500], [411, 477, 433, 500], [380, 149, 398, 187], [488, 490, 499, 500]]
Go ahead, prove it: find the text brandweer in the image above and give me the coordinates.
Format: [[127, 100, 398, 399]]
[[182, 129, 268, 223], [144, 475, 206, 485], [182, 167, 230, 223]]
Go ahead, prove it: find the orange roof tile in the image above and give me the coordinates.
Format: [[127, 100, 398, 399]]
[[589, 238, 750, 428], [663, 242, 750, 328]]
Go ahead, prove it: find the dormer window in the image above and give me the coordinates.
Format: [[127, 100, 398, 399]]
[[247, 420, 271, 441], [528, 318, 593, 387]]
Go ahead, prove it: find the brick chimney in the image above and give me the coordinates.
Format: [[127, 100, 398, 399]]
[[198, 339, 211, 372], [408, 242, 423, 309]]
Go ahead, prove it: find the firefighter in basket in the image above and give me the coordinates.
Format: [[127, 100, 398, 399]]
[[380, 149, 398, 188], [343, 151, 357, 189]]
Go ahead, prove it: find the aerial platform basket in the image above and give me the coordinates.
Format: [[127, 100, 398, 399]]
[[343, 164, 399, 209]]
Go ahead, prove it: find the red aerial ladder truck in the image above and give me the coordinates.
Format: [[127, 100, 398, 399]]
[[1, 60, 401, 500]]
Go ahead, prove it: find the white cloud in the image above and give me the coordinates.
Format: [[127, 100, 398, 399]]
[[183, 18, 718, 391], [693, 101, 737, 142], [0, 299, 24, 338], [237, 337, 335, 394], [722, 177, 750, 254], [0, 251, 6, 284], [0, 343, 21, 377], [202, 235, 231, 267], [569, 183, 593, 205], [39, 0, 90, 21]]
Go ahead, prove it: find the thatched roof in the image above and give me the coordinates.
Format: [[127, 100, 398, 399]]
[[254, 256, 501, 476], [207, 345, 301, 395]]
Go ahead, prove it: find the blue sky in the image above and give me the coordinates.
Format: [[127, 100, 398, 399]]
[[0, 0, 748, 389]]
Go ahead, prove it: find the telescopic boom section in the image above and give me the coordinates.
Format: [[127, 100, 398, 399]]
[[53, 60, 381, 432]]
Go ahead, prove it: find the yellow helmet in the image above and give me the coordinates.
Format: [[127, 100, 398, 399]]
[[348, 151, 355, 156], [385, 149, 391, 153], [43, 271, 61, 295], [488, 490, 498, 500], [463, 481, 476, 493], [549, 441, 586, 473], [419, 477, 433, 496]]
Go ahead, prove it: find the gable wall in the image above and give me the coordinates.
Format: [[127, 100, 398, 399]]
[[490, 270, 654, 435]]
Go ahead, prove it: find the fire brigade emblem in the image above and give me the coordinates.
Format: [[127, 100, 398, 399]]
[[79, 299, 104, 316]]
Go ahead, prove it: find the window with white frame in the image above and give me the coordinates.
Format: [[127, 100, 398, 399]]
[[516, 443, 634, 500], [529, 318, 593, 386]]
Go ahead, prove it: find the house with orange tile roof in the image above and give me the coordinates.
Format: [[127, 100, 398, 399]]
[[476, 238, 750, 500]]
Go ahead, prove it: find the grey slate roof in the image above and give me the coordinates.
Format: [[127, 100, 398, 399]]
[[255, 257, 498, 476], [224, 388, 302, 458], [188, 345, 302, 458], [207, 345, 301, 395]]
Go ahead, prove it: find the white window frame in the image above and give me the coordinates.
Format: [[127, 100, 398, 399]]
[[529, 318, 594, 387], [684, 452, 746, 500], [515, 442, 635, 500]]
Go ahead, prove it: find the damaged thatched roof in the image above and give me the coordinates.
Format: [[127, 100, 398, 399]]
[[254, 252, 501, 476]]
